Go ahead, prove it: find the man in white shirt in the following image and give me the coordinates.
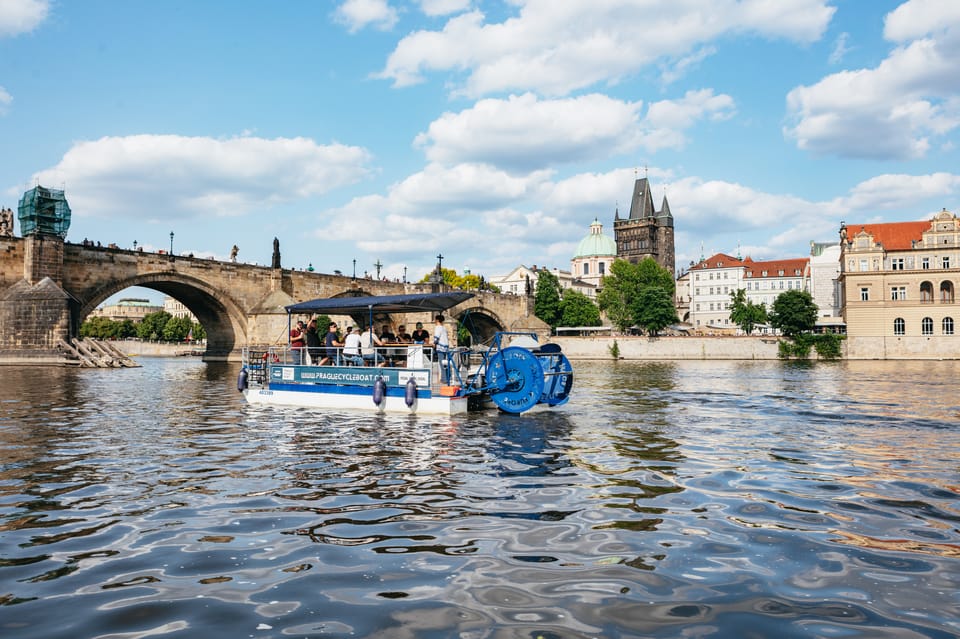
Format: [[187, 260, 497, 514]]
[[433, 315, 450, 383], [342, 326, 363, 366], [359, 326, 384, 366]]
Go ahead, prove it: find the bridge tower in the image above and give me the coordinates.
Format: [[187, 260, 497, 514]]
[[0, 186, 73, 361]]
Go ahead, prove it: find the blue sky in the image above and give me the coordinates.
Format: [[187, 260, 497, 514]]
[[2, 0, 959, 304]]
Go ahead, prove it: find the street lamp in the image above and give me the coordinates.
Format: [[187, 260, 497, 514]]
[[169, 231, 174, 255], [133, 240, 137, 251], [352, 258, 356, 281], [403, 266, 407, 283]]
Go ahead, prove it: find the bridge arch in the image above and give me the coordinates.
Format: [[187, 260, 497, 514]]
[[452, 306, 505, 346], [79, 272, 249, 359]]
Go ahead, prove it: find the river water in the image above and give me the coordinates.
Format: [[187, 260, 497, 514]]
[[1, 357, 958, 638]]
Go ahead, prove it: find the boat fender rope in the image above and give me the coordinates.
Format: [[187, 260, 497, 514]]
[[404, 377, 417, 407]]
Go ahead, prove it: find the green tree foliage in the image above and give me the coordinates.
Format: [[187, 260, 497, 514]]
[[190, 321, 206, 342], [630, 287, 678, 336], [534, 269, 563, 328], [728, 288, 768, 335], [137, 311, 172, 341], [559, 289, 601, 327], [768, 290, 818, 339], [598, 258, 676, 333], [80, 316, 121, 339], [118, 319, 137, 338], [163, 315, 193, 342], [418, 267, 499, 291]]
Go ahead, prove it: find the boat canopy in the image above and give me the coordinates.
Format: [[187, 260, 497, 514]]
[[285, 291, 474, 316]]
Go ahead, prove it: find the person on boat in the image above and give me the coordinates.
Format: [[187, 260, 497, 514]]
[[433, 315, 450, 383], [411, 322, 430, 344], [380, 324, 396, 343], [290, 320, 307, 364], [396, 325, 412, 343], [359, 325, 384, 366], [319, 321, 342, 365], [304, 318, 322, 365], [341, 326, 363, 366]]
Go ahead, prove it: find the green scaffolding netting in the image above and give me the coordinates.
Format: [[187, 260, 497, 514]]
[[18, 186, 72, 238]]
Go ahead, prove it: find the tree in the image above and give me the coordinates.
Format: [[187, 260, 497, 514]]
[[163, 315, 193, 342], [559, 289, 601, 327], [768, 290, 818, 338], [630, 287, 678, 336], [598, 258, 676, 333], [534, 268, 563, 328], [729, 289, 768, 335], [138, 311, 172, 341]]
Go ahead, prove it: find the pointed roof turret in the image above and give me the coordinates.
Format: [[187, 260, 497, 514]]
[[628, 178, 655, 220], [659, 194, 672, 218]]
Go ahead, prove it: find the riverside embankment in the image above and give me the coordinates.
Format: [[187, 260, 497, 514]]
[[552, 335, 782, 360]]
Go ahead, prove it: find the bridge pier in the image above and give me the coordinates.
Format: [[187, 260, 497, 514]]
[[0, 234, 73, 364]]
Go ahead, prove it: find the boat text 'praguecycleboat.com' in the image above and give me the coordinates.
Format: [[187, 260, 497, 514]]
[[237, 292, 573, 414]]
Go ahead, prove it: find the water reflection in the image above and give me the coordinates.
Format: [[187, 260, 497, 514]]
[[1, 358, 959, 638]]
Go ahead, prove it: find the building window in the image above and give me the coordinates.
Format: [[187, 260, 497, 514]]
[[944, 317, 955, 335], [941, 281, 955, 303], [894, 318, 905, 335], [860, 287, 869, 301], [891, 258, 904, 270], [599, 262, 605, 275], [943, 256, 951, 269], [923, 257, 930, 269], [922, 317, 934, 335], [891, 286, 907, 301], [583, 263, 589, 275], [859, 260, 868, 272], [920, 281, 934, 302]]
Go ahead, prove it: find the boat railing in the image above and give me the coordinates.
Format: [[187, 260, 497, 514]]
[[242, 344, 478, 390]]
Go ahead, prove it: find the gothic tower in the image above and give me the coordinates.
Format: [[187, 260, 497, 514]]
[[612, 177, 675, 276]]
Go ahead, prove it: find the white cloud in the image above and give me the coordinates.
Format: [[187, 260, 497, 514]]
[[0, 86, 11, 114], [785, 1, 960, 160], [828, 32, 850, 65], [334, 0, 398, 33], [377, 0, 834, 96], [415, 91, 734, 171], [31, 134, 372, 220], [0, 0, 48, 37], [417, 0, 471, 17]]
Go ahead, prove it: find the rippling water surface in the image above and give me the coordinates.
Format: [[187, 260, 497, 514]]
[[1, 357, 958, 638]]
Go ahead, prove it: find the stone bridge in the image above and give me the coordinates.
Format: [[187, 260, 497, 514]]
[[0, 234, 546, 364]]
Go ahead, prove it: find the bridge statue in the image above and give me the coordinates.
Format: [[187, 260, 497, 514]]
[[0, 188, 545, 365]]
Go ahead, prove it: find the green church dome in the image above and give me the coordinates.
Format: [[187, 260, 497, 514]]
[[574, 219, 616, 258]]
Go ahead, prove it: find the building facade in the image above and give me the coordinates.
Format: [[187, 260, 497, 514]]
[[89, 298, 162, 322], [839, 209, 960, 357], [688, 253, 810, 332], [570, 219, 616, 290], [809, 242, 844, 331], [613, 177, 675, 276]]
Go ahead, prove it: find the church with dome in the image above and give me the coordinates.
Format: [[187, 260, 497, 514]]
[[571, 219, 617, 289]]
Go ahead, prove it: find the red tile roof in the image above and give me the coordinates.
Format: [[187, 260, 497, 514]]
[[744, 257, 808, 278], [690, 253, 745, 270], [847, 221, 929, 250]]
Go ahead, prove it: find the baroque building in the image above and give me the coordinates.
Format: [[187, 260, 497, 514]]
[[839, 209, 960, 357], [613, 177, 675, 276], [570, 219, 616, 290]]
